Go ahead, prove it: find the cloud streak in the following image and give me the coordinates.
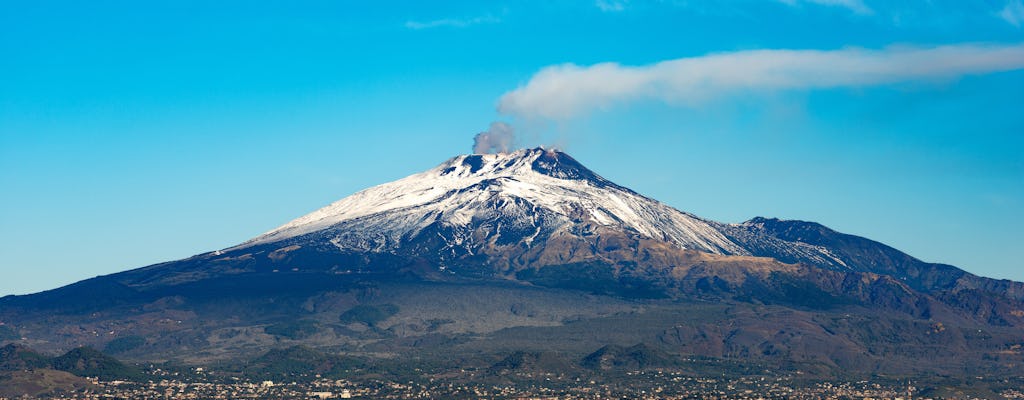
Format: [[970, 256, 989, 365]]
[[498, 43, 1024, 120], [405, 15, 500, 30], [777, 0, 873, 15]]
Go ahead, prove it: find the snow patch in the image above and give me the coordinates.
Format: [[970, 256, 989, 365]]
[[232, 148, 748, 256]]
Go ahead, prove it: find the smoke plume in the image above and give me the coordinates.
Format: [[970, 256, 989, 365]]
[[472, 121, 515, 154]]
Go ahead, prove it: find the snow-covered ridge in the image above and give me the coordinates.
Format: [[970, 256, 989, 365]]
[[235, 147, 747, 255]]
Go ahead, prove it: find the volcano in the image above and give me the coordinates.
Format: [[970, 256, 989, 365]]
[[1, 148, 1022, 380]]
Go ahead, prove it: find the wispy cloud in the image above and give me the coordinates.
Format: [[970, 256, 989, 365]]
[[777, 0, 873, 15], [404, 14, 500, 30], [1001, 0, 1024, 26], [595, 0, 628, 12], [498, 43, 1024, 120]]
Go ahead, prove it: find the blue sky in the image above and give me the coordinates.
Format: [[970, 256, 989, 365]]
[[1, 0, 1022, 296]]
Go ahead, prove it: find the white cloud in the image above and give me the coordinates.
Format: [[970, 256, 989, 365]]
[[498, 43, 1024, 120], [1000, 0, 1024, 26], [404, 15, 500, 30], [778, 0, 873, 15], [595, 0, 628, 12]]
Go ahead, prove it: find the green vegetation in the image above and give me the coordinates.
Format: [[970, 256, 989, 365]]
[[489, 351, 575, 376], [581, 343, 676, 371], [339, 304, 399, 327], [50, 346, 143, 381], [0, 344, 51, 371], [264, 319, 319, 339], [245, 345, 363, 380], [516, 262, 668, 298], [743, 272, 855, 310], [517, 262, 619, 293], [103, 335, 145, 354], [0, 325, 18, 340]]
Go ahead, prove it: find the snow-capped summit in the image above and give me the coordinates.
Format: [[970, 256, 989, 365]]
[[238, 147, 747, 256]]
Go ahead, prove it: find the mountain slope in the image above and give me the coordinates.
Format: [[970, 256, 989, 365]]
[[1, 147, 1021, 379], [723, 217, 1024, 303]]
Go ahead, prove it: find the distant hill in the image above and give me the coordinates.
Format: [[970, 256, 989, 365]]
[[0, 369, 93, 398], [50, 346, 143, 381], [581, 343, 677, 371], [243, 345, 363, 379], [0, 343, 50, 371], [0, 344, 136, 397]]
